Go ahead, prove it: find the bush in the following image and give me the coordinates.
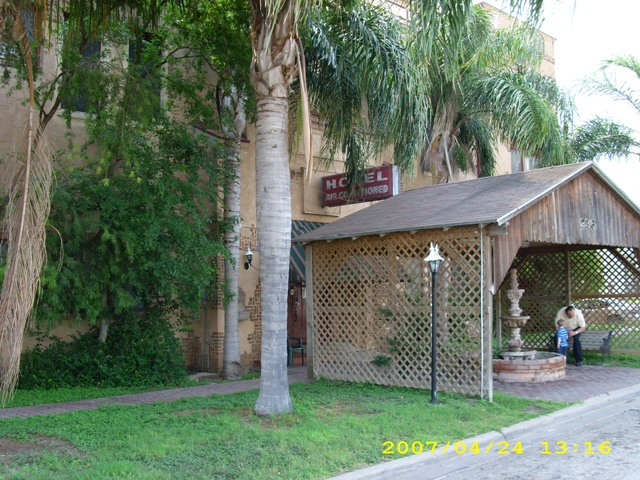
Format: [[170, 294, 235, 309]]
[[19, 309, 187, 389]]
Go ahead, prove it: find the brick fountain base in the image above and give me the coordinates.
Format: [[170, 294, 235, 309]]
[[493, 351, 566, 383]]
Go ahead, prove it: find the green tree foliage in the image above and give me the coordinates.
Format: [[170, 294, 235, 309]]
[[300, 0, 429, 182], [168, 0, 253, 102], [563, 118, 636, 163], [37, 119, 230, 331], [2, 9, 234, 341]]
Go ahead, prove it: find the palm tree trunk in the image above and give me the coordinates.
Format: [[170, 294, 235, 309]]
[[253, 95, 293, 415], [222, 95, 246, 379], [250, 0, 297, 416]]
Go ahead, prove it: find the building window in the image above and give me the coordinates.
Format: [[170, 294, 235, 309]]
[[511, 149, 523, 173], [0, 9, 37, 69], [63, 39, 102, 113], [0, 41, 20, 67], [127, 32, 162, 117], [510, 149, 538, 173]]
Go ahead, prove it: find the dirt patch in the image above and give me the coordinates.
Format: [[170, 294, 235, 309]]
[[0, 435, 83, 466], [172, 408, 221, 416], [523, 404, 546, 414]]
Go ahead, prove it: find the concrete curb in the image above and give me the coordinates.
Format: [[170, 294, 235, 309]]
[[329, 381, 640, 480], [501, 381, 640, 440]]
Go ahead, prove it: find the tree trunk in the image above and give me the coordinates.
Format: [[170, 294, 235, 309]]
[[253, 95, 294, 415], [98, 317, 109, 343], [250, 1, 297, 416], [222, 95, 246, 379]]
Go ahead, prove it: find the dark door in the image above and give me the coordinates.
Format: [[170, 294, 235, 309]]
[[287, 283, 307, 344]]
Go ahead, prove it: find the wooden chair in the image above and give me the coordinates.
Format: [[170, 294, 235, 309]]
[[287, 335, 305, 367]]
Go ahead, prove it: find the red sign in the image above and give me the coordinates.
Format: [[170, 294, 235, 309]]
[[322, 165, 400, 207]]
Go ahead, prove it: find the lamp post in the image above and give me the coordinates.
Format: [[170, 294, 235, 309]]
[[424, 242, 444, 404]]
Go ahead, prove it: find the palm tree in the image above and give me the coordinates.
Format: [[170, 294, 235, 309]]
[[419, 5, 569, 182], [249, 0, 546, 415], [575, 55, 640, 160], [249, 0, 304, 416]]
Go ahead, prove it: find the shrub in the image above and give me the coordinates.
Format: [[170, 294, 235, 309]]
[[19, 308, 186, 389]]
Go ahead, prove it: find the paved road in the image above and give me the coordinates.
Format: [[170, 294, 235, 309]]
[[332, 384, 640, 480], [430, 390, 640, 480]]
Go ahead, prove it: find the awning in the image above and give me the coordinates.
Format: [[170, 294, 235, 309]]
[[290, 220, 326, 283]]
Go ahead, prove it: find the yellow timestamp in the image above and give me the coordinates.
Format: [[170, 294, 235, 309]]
[[382, 440, 612, 456], [382, 440, 525, 456], [540, 441, 611, 455]]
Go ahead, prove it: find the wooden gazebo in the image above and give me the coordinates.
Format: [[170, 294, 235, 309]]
[[294, 162, 640, 399]]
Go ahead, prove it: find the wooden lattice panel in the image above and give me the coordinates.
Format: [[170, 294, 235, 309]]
[[500, 247, 640, 353], [312, 227, 485, 396]]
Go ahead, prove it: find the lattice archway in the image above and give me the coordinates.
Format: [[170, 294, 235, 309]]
[[311, 226, 489, 396]]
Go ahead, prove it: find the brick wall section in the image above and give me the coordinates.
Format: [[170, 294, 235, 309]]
[[210, 331, 224, 372], [244, 281, 262, 367], [183, 226, 263, 372]]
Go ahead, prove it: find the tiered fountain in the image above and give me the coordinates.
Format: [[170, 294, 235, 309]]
[[493, 269, 566, 382]]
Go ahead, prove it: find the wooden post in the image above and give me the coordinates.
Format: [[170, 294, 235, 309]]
[[564, 246, 572, 305], [496, 289, 502, 350], [305, 243, 315, 380], [482, 230, 494, 402]]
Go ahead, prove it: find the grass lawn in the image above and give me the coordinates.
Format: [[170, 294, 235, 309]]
[[573, 352, 640, 368], [0, 379, 568, 480]]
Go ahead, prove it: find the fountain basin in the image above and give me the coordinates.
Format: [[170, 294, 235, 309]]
[[493, 351, 566, 383]]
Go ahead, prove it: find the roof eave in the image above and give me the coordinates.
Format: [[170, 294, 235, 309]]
[[292, 219, 497, 244]]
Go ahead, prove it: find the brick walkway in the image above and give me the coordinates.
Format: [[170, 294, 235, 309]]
[[2, 365, 639, 419], [493, 364, 640, 402], [0, 368, 309, 419]]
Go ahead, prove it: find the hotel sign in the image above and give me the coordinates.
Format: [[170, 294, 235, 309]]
[[322, 165, 400, 207]]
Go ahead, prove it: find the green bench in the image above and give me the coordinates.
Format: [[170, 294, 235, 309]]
[[569, 330, 612, 362]]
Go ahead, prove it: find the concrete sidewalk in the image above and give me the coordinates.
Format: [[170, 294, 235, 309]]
[[0, 367, 309, 419]]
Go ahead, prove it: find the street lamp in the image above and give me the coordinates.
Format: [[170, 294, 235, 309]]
[[424, 242, 444, 404]]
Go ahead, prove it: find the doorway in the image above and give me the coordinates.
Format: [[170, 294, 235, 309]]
[[287, 282, 307, 344]]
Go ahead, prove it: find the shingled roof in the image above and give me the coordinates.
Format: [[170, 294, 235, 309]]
[[293, 162, 640, 243]]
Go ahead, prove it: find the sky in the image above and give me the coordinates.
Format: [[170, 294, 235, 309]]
[[484, 0, 640, 208]]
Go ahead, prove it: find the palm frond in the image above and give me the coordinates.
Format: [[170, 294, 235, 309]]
[[0, 127, 53, 404], [302, 0, 429, 179], [582, 59, 640, 117], [466, 70, 564, 164], [565, 117, 638, 163], [459, 117, 497, 177]]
